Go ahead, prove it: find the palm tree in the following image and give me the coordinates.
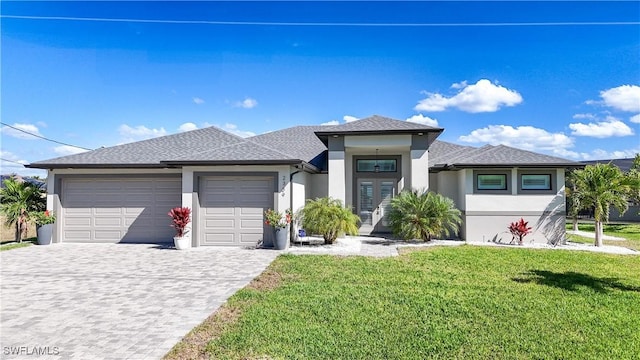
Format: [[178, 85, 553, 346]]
[[0, 176, 46, 242], [299, 197, 360, 245], [571, 164, 631, 247], [388, 189, 461, 242], [565, 170, 581, 232]]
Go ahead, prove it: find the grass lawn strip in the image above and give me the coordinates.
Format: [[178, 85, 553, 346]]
[[166, 246, 640, 359], [566, 222, 640, 251]]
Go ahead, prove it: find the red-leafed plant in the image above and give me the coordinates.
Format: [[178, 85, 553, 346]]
[[508, 218, 532, 245], [168, 207, 191, 237]]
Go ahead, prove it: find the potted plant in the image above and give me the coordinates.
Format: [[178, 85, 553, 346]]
[[264, 208, 292, 250], [32, 210, 55, 245], [168, 207, 191, 250]]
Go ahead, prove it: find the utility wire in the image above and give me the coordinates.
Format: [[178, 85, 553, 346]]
[[0, 158, 26, 166], [1, 15, 638, 27], [0, 122, 93, 151]]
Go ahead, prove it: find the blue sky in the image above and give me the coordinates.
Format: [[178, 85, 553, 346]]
[[2, 1, 639, 177]]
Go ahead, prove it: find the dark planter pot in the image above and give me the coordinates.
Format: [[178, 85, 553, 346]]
[[274, 227, 289, 250], [37, 224, 53, 245]]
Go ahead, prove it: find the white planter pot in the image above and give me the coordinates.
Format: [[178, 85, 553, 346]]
[[37, 224, 53, 245], [173, 236, 191, 250]]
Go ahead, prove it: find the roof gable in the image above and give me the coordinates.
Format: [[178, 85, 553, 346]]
[[315, 115, 443, 135]]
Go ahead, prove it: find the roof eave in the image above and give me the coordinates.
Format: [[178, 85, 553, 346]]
[[25, 163, 177, 170], [442, 163, 583, 170], [160, 159, 302, 166], [315, 128, 444, 145]]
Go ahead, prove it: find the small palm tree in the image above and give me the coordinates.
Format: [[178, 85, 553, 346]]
[[0, 176, 46, 242], [388, 189, 461, 242], [571, 163, 631, 247], [299, 197, 360, 245]]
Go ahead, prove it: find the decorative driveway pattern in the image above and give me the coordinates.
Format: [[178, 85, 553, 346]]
[[0, 244, 278, 360]]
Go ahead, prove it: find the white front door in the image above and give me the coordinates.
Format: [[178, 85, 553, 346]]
[[356, 178, 397, 235]]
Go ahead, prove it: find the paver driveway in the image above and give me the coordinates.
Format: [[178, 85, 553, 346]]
[[0, 243, 278, 360]]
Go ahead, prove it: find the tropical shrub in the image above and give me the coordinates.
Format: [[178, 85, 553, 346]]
[[168, 207, 191, 237], [388, 189, 461, 242], [32, 210, 56, 226], [508, 218, 532, 245], [0, 176, 46, 242], [299, 197, 360, 245]]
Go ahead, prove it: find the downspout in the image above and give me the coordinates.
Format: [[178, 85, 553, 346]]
[[289, 164, 304, 244]]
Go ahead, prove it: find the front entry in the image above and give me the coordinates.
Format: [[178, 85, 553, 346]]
[[357, 178, 397, 235]]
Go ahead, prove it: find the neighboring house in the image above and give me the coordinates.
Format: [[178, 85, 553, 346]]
[[580, 158, 639, 223], [27, 115, 578, 246]]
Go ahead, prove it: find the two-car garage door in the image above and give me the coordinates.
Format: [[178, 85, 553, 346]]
[[59, 175, 275, 245], [61, 177, 182, 243]]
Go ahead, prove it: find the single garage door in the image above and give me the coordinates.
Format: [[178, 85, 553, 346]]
[[199, 175, 274, 246], [61, 177, 181, 243]]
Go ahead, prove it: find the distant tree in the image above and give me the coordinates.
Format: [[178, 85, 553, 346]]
[[0, 176, 46, 242], [627, 154, 640, 213], [571, 164, 631, 246], [565, 170, 581, 232], [387, 190, 461, 242]]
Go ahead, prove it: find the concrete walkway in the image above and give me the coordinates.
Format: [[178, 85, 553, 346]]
[[566, 230, 626, 241], [0, 244, 278, 360]]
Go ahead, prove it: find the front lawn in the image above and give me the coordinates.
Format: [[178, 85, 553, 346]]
[[166, 246, 640, 359], [567, 222, 640, 250], [0, 238, 36, 251]]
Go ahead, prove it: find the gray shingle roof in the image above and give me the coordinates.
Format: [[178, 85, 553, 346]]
[[27, 117, 578, 170], [29, 126, 250, 167], [429, 141, 578, 168], [249, 126, 328, 166], [316, 115, 443, 135], [164, 140, 299, 163]]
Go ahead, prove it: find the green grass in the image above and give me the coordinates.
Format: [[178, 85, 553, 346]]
[[566, 222, 640, 250], [168, 246, 640, 359], [0, 238, 35, 251]]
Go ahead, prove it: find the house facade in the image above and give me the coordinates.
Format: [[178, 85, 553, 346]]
[[28, 116, 576, 246]]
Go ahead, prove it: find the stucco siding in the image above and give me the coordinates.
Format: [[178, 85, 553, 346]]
[[465, 214, 566, 245], [309, 174, 328, 200]]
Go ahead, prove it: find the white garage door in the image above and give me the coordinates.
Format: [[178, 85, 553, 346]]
[[61, 177, 181, 243], [199, 176, 274, 246]]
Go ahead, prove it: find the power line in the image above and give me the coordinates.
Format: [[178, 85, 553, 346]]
[[0, 122, 93, 151], [1, 15, 638, 27], [0, 158, 26, 166]]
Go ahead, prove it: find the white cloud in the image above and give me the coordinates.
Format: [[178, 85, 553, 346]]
[[415, 79, 523, 113], [193, 97, 205, 105], [572, 113, 597, 120], [178, 122, 198, 132], [580, 148, 640, 160], [406, 114, 439, 127], [630, 114, 640, 124], [450, 80, 468, 89], [234, 97, 258, 109], [459, 125, 574, 155], [222, 123, 255, 138], [1, 123, 43, 140], [600, 85, 640, 112], [343, 115, 359, 123], [569, 116, 634, 138], [118, 124, 167, 143], [321, 120, 340, 126], [53, 145, 88, 156]]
